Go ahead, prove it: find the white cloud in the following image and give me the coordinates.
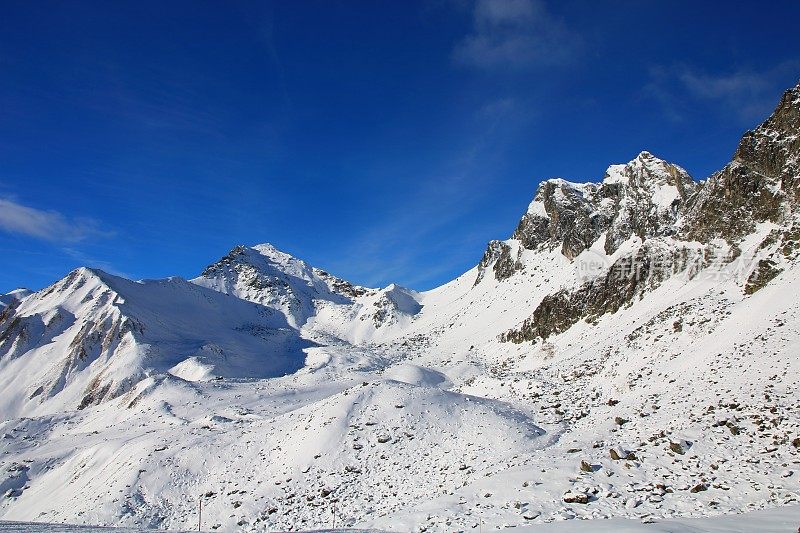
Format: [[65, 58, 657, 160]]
[[646, 62, 800, 123], [677, 70, 770, 101], [453, 0, 578, 70], [0, 197, 107, 243]]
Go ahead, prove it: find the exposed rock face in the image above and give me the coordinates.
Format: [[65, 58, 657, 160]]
[[475, 241, 521, 285], [681, 84, 800, 242], [499, 240, 715, 342], [508, 151, 696, 262], [512, 179, 609, 259], [744, 258, 782, 295], [601, 153, 697, 254], [485, 83, 800, 288], [499, 82, 800, 343], [312, 267, 372, 299]]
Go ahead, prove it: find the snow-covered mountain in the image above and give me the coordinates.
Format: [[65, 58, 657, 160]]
[[509, 150, 697, 261], [0, 289, 31, 310], [0, 82, 799, 532], [0, 267, 308, 419], [192, 243, 375, 329]]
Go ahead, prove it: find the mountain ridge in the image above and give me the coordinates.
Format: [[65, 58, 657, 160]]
[[0, 81, 798, 532]]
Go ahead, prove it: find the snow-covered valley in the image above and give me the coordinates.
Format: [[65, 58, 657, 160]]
[[1, 83, 799, 532]]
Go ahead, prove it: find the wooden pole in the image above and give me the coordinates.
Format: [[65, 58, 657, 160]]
[[198, 496, 202, 531]]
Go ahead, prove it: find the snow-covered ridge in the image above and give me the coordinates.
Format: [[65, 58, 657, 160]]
[[0, 289, 31, 310], [514, 151, 697, 262], [192, 244, 375, 329], [0, 82, 799, 532], [603, 151, 688, 186], [0, 266, 309, 419]]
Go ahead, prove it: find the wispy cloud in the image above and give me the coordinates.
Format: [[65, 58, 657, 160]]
[[323, 88, 538, 289], [324, 172, 474, 289], [324, 115, 523, 289], [0, 197, 109, 243], [645, 62, 800, 123], [453, 0, 579, 70]]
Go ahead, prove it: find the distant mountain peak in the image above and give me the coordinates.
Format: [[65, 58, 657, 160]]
[[0, 288, 33, 311], [193, 243, 373, 328]]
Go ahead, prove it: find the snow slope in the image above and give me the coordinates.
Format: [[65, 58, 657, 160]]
[[2, 502, 800, 531], [0, 82, 799, 532], [0, 267, 309, 419], [0, 343, 547, 530]]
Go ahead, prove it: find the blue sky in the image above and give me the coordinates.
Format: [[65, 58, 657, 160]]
[[1, 1, 799, 292]]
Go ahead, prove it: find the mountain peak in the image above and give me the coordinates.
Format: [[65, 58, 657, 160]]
[[251, 242, 293, 259], [506, 150, 697, 263], [680, 81, 800, 242], [193, 242, 372, 328], [53, 266, 111, 293], [0, 287, 33, 309], [744, 80, 800, 143], [603, 151, 691, 189]]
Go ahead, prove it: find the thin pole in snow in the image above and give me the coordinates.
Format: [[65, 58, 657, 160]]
[[198, 496, 202, 532]]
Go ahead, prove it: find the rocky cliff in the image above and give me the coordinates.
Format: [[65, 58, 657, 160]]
[[497, 81, 800, 343]]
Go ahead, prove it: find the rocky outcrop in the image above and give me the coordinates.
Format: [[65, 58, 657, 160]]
[[601, 154, 697, 254], [475, 241, 522, 285], [681, 83, 800, 242], [312, 268, 373, 299], [500, 240, 712, 342], [512, 179, 611, 259], [742, 219, 800, 295], [510, 152, 696, 259], [477, 152, 697, 284], [483, 82, 800, 289], [499, 82, 800, 341]]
